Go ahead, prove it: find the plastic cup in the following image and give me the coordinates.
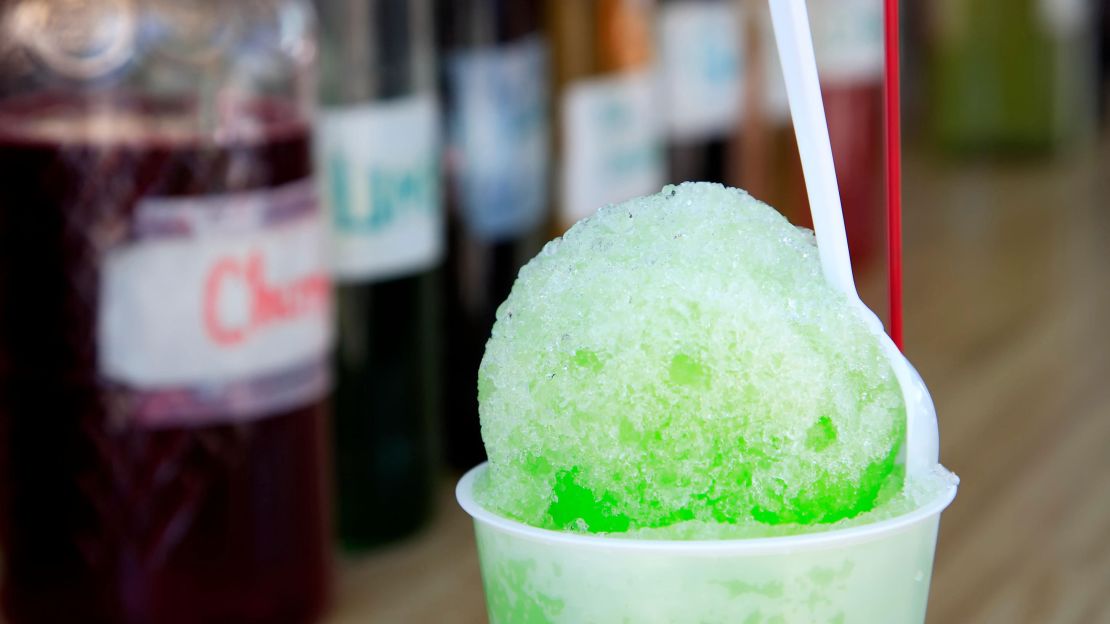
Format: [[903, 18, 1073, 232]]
[[457, 463, 956, 623]]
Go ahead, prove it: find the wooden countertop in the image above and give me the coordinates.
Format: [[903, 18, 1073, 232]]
[[329, 138, 1110, 623]]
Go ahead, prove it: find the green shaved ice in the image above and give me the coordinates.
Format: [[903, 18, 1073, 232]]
[[618, 466, 954, 540], [477, 182, 906, 534]]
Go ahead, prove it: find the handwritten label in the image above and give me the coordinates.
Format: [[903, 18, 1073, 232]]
[[560, 69, 664, 224], [318, 94, 442, 282], [98, 180, 331, 426], [660, 1, 744, 141], [446, 35, 551, 241]]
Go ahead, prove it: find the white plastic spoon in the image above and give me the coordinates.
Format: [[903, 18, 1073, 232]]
[[767, 0, 938, 476]]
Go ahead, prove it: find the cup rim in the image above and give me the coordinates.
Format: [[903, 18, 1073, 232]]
[[457, 462, 957, 555]]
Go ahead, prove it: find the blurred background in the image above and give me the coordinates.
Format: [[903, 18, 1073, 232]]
[[0, 0, 1107, 622]]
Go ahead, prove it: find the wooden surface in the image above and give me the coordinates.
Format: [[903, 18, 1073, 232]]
[[328, 137, 1110, 624]]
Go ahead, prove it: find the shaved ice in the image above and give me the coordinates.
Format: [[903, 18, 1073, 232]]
[[476, 182, 905, 535]]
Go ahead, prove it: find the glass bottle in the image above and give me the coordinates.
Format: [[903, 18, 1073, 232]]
[[807, 0, 884, 270], [437, 0, 551, 470], [1093, 0, 1108, 124], [658, 0, 744, 184], [0, 1, 331, 621], [733, 0, 884, 272], [548, 0, 665, 233], [927, 0, 1097, 153], [314, 0, 442, 550], [731, 0, 805, 224]]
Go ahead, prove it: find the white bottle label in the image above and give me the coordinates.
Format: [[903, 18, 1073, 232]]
[[660, 1, 745, 141], [808, 0, 884, 84], [560, 69, 665, 224], [446, 35, 550, 242], [317, 94, 442, 282], [98, 179, 332, 427], [1038, 0, 1088, 38]]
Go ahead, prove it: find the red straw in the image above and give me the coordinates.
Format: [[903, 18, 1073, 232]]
[[884, 0, 904, 350]]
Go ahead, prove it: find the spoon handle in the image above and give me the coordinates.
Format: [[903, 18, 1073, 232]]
[[767, 0, 856, 299]]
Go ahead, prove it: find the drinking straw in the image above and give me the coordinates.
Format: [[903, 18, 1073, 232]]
[[766, 0, 856, 298], [884, 0, 904, 350]]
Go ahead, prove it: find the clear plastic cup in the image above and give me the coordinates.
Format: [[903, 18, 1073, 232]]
[[457, 463, 957, 623]]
